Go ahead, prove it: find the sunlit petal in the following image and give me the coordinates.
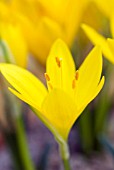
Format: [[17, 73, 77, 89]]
[[75, 46, 103, 107], [0, 64, 47, 108], [81, 24, 114, 63], [41, 89, 77, 140], [78, 76, 105, 114], [9, 87, 41, 111], [46, 39, 75, 95]]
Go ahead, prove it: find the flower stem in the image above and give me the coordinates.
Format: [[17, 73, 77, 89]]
[[62, 158, 71, 170], [58, 141, 71, 170]]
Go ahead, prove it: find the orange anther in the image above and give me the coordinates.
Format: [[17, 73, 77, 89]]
[[55, 57, 62, 67], [75, 70, 79, 80], [48, 82, 53, 90], [44, 73, 50, 81]]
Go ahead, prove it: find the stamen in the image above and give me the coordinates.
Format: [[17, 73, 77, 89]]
[[55, 57, 62, 67], [48, 82, 53, 90], [72, 70, 79, 89], [75, 70, 79, 80], [72, 79, 76, 89], [44, 73, 50, 81]]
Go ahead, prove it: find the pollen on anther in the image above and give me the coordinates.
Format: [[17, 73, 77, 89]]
[[75, 70, 79, 80], [55, 57, 62, 67], [44, 73, 50, 81]]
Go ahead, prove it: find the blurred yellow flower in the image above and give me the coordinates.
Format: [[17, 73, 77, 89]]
[[0, 0, 90, 64], [0, 39, 104, 141], [93, 0, 114, 18], [81, 24, 114, 64], [0, 23, 27, 67], [0, 2, 28, 67]]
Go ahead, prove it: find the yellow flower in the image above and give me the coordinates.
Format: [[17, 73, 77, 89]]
[[0, 2, 28, 67], [0, 23, 28, 67], [0, 0, 90, 65], [81, 24, 114, 64], [0, 39, 104, 142], [21, 0, 90, 64], [37, 0, 90, 45], [93, 0, 114, 18]]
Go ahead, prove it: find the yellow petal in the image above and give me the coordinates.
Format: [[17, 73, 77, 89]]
[[15, 13, 39, 57], [81, 24, 114, 63], [93, 0, 114, 18], [17, 14, 62, 65], [0, 1, 9, 21], [33, 17, 63, 65], [78, 76, 105, 114], [8, 87, 41, 110], [0, 64, 47, 109], [37, 0, 66, 23], [76, 46, 103, 109], [0, 23, 28, 67], [11, 0, 39, 22], [46, 39, 75, 95], [63, 0, 90, 45], [41, 89, 77, 140], [38, 0, 89, 46]]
